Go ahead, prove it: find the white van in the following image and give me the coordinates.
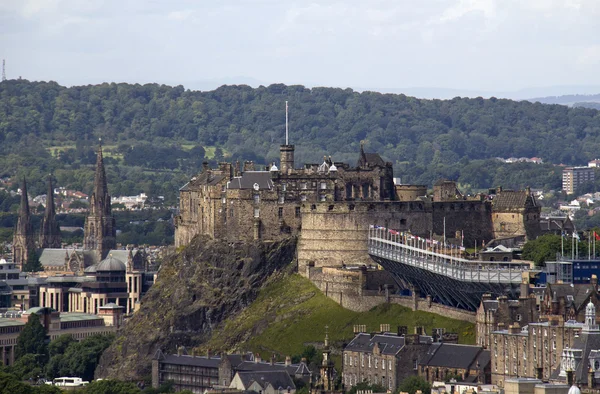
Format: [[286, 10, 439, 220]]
[[49, 377, 90, 387]]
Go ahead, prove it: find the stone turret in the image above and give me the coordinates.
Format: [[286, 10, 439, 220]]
[[39, 176, 61, 248], [280, 145, 295, 174], [83, 143, 116, 260], [12, 178, 35, 269]]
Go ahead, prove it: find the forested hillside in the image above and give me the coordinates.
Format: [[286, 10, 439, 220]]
[[2, 79, 599, 197]]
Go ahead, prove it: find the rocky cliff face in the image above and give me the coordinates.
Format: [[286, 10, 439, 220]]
[[95, 235, 297, 381]]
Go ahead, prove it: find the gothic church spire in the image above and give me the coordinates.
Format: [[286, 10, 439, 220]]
[[92, 143, 111, 217], [83, 141, 116, 260], [40, 175, 61, 248], [12, 178, 35, 269]]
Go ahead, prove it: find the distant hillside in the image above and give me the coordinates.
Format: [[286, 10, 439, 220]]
[[527, 93, 600, 107], [1, 80, 600, 191]]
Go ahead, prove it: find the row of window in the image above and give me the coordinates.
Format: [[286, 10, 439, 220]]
[[344, 353, 393, 371]]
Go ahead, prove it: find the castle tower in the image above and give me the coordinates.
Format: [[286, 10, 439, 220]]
[[39, 176, 61, 248], [12, 179, 35, 269], [280, 145, 295, 174], [83, 143, 116, 260]]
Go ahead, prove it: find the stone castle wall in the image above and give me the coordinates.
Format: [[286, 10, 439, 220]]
[[308, 267, 476, 322], [298, 200, 496, 274]]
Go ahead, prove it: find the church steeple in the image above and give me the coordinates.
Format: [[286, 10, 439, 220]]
[[40, 175, 61, 248], [92, 143, 111, 217], [12, 178, 35, 269], [83, 141, 116, 260]]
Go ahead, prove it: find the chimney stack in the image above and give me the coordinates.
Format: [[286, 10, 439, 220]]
[[255, 353, 261, 363], [285, 356, 291, 366]]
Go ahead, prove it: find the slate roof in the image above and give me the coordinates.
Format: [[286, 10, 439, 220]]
[[345, 333, 406, 356], [97, 256, 126, 272], [493, 190, 536, 210], [235, 360, 309, 376], [550, 331, 600, 384], [547, 283, 595, 310], [235, 370, 295, 390], [358, 152, 386, 168], [227, 172, 274, 190], [482, 300, 499, 312], [183, 172, 226, 190], [159, 354, 222, 368], [39, 248, 69, 267], [419, 343, 488, 370]]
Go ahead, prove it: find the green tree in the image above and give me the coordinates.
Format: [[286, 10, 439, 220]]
[[522, 234, 589, 266], [23, 248, 44, 272], [16, 313, 48, 361], [396, 375, 431, 394], [81, 379, 140, 394], [60, 334, 115, 381]]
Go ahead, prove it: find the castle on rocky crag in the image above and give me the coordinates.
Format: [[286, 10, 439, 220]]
[[175, 138, 542, 277]]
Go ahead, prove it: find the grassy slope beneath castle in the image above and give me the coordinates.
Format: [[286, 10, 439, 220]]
[[200, 273, 475, 362]]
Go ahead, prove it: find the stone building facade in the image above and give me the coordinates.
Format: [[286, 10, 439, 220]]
[[175, 144, 394, 247], [342, 329, 433, 392], [153, 350, 312, 394], [476, 294, 539, 349], [540, 281, 600, 323], [39, 251, 152, 315], [418, 342, 491, 385], [490, 318, 582, 386], [491, 188, 542, 240]]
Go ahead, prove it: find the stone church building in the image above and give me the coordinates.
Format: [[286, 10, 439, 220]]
[[12, 144, 154, 314]]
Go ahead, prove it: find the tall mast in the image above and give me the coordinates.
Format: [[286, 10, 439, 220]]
[[285, 101, 289, 145]]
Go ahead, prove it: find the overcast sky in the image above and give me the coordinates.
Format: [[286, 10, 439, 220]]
[[1, 0, 600, 97]]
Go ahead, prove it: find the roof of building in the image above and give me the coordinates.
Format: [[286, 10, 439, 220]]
[[482, 299, 499, 312], [547, 283, 595, 310], [0, 319, 25, 328], [45, 276, 94, 284], [235, 370, 295, 391], [99, 302, 123, 310], [419, 343, 488, 370], [345, 333, 406, 356], [493, 190, 536, 210], [227, 172, 274, 191], [84, 265, 97, 273], [59, 313, 103, 323], [38, 248, 68, 267], [158, 353, 222, 368], [358, 152, 386, 168], [97, 256, 126, 272]]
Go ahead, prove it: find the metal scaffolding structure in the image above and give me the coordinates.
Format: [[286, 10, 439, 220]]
[[368, 226, 539, 311]]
